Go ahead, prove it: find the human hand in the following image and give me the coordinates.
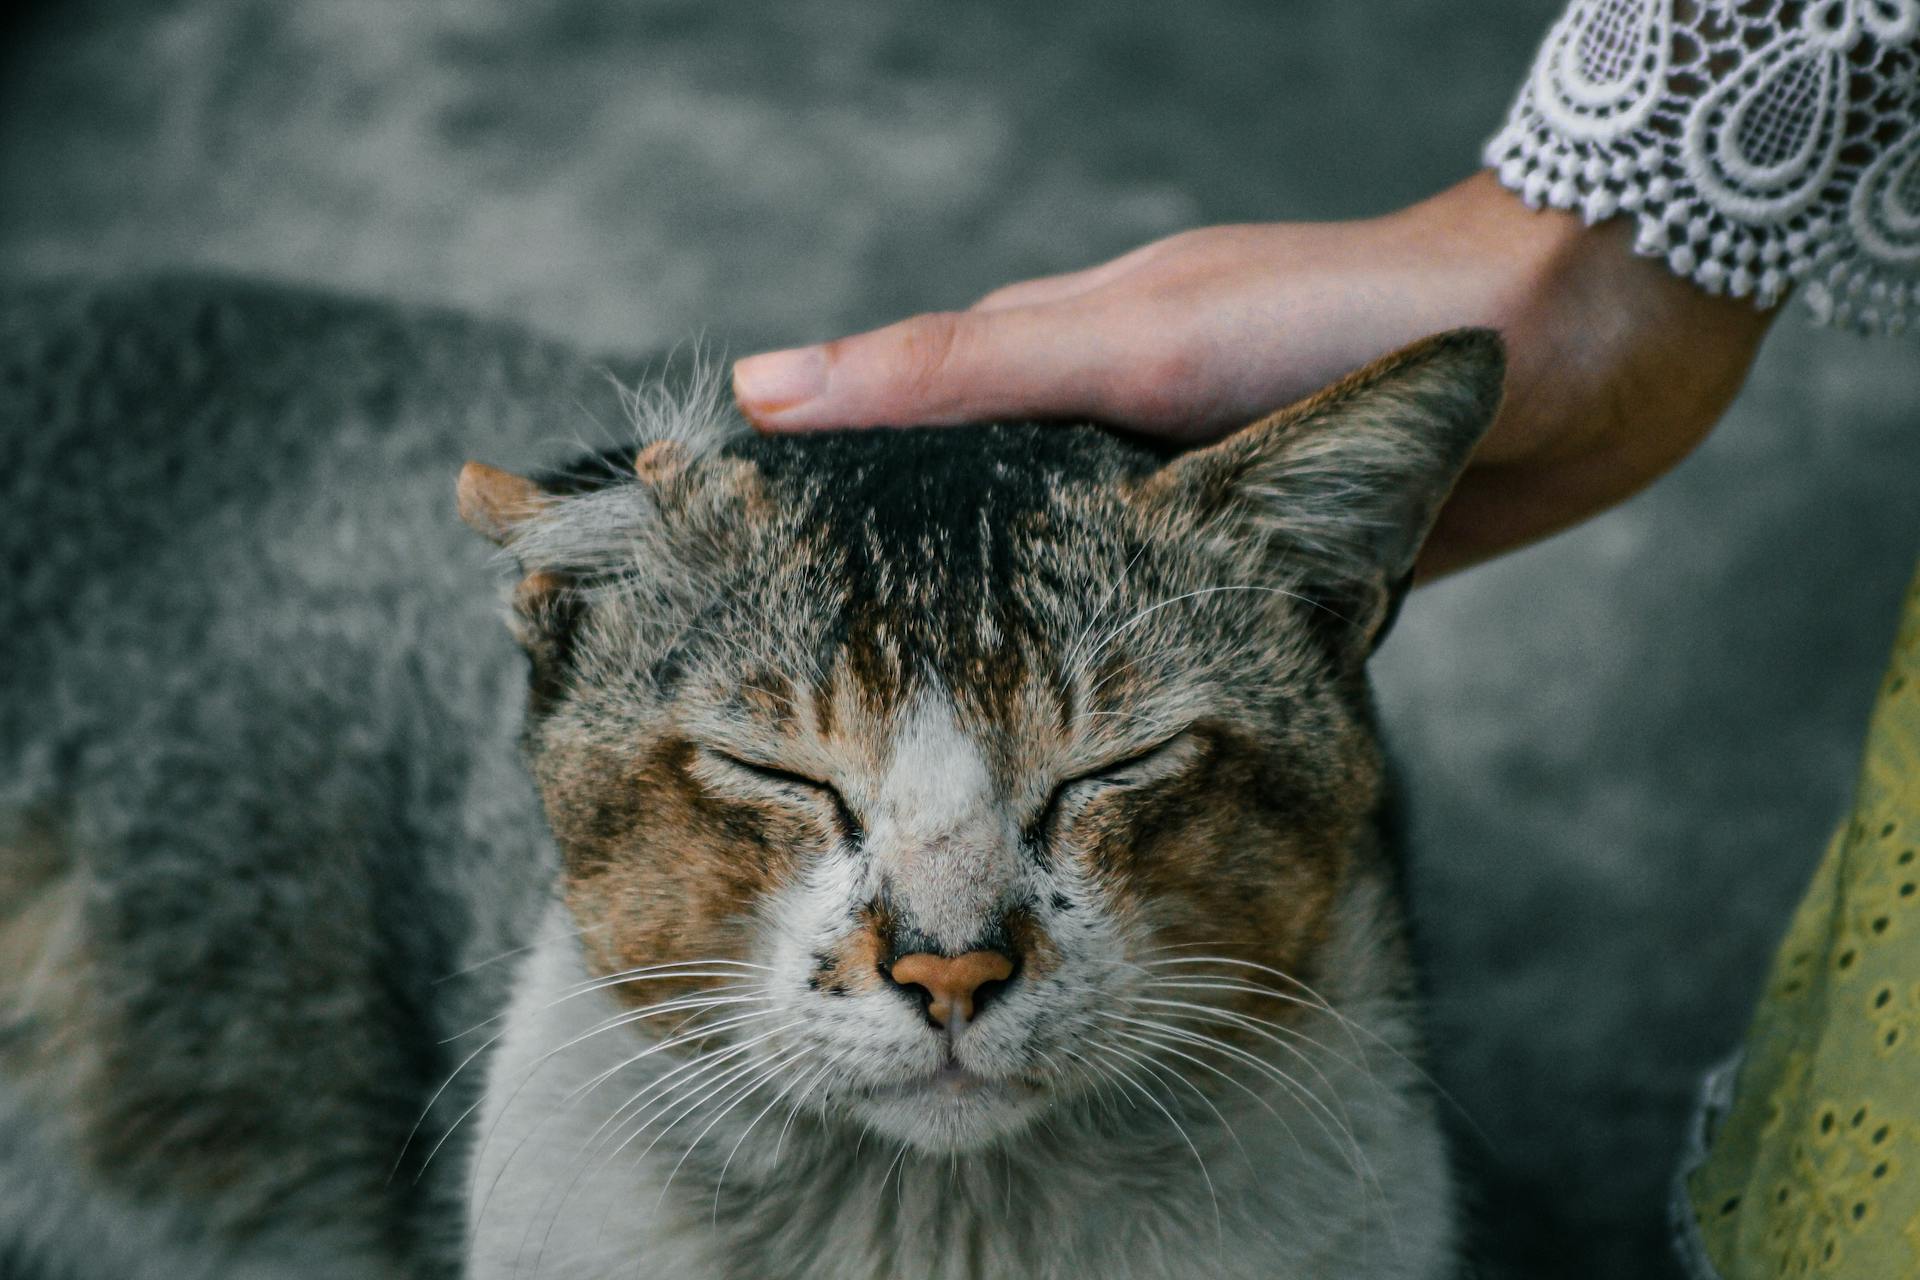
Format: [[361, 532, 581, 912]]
[[733, 172, 1777, 577]]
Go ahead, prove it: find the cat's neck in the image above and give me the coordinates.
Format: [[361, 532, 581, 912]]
[[468, 888, 1450, 1280]]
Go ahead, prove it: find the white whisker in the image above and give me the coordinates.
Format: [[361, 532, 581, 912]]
[[1083, 1042, 1224, 1245]]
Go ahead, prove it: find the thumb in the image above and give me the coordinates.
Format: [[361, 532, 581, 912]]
[[733, 306, 1121, 431]]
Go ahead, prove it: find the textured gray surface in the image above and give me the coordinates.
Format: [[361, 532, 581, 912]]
[[4, 1, 1917, 1277]]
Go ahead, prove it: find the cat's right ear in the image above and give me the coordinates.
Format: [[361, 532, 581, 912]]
[[457, 461, 552, 547], [457, 462, 578, 695]]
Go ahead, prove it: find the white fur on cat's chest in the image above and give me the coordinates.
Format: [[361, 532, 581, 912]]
[[467, 891, 1454, 1280]]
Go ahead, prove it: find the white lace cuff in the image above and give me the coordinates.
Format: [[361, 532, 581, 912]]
[[1485, 0, 1920, 335]]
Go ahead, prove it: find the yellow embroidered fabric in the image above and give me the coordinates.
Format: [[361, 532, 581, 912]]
[[1687, 566, 1920, 1277]]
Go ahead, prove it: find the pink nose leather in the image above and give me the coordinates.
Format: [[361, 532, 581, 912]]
[[889, 950, 1014, 1028]]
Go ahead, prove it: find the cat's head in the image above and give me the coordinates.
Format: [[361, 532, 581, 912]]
[[459, 331, 1502, 1155]]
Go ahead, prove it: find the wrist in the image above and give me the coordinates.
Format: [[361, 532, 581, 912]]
[[1403, 172, 1779, 575], [1426, 170, 1774, 469]]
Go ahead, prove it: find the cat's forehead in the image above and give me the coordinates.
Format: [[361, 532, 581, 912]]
[[707, 424, 1170, 706], [729, 421, 1160, 507], [727, 422, 1160, 582], [549, 419, 1322, 761]]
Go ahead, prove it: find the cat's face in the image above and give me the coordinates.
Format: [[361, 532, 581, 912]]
[[461, 331, 1501, 1155]]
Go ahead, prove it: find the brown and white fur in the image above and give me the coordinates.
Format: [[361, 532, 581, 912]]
[[461, 331, 1505, 1280]]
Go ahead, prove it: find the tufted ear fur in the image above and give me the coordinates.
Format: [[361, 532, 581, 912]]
[[1133, 328, 1504, 652], [455, 447, 726, 705], [456, 461, 552, 547], [457, 461, 582, 703]]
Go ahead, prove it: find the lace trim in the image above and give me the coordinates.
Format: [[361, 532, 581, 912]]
[[1486, 0, 1920, 335]]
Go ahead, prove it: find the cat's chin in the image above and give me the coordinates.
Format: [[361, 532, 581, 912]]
[[847, 1070, 1049, 1154]]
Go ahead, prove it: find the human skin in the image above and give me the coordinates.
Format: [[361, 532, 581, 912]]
[[733, 171, 1779, 578]]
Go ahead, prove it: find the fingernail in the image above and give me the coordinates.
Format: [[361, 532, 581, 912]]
[[734, 347, 827, 417]]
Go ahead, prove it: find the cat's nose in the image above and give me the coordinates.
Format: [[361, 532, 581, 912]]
[[888, 950, 1015, 1029]]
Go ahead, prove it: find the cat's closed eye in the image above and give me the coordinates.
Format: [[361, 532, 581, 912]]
[[1027, 730, 1195, 844], [699, 747, 863, 841]]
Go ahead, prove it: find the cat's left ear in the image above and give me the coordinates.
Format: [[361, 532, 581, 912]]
[[457, 461, 553, 547], [1133, 328, 1504, 652]]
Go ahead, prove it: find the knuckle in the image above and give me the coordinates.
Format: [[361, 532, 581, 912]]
[[1156, 227, 1204, 254], [973, 283, 1026, 310], [1141, 227, 1209, 265], [895, 312, 968, 402]]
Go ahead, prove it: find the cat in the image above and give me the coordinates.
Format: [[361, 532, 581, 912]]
[[0, 274, 1501, 1279], [460, 326, 1504, 1280]]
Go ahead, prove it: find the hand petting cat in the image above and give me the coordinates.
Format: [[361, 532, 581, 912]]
[[734, 170, 1777, 579]]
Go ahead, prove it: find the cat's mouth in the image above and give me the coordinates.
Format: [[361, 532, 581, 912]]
[[846, 1059, 1049, 1153], [864, 1062, 1012, 1101], [854, 1057, 1042, 1107]]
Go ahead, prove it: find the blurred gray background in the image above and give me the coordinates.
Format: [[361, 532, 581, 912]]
[[4, 1, 1916, 1276]]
